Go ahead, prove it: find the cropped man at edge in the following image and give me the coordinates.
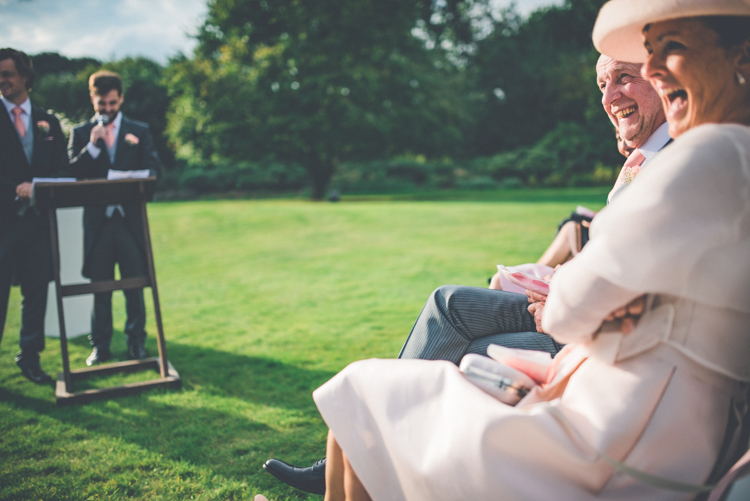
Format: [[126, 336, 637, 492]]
[[68, 71, 161, 367], [0, 48, 68, 384], [262, 54, 671, 496]]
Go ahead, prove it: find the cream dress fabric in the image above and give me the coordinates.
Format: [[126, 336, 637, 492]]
[[313, 124, 750, 501]]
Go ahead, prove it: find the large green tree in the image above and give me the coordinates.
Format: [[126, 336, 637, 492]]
[[469, 0, 610, 155], [166, 0, 476, 199]]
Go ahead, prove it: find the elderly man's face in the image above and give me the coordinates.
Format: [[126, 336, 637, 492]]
[[597, 55, 665, 148]]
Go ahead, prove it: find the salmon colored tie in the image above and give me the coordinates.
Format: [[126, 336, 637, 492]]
[[12, 107, 25, 138], [105, 123, 116, 148], [612, 148, 646, 193]]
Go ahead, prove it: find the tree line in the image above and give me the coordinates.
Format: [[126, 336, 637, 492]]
[[29, 0, 620, 199]]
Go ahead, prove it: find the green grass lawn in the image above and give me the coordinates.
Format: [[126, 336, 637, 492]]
[[0, 188, 608, 500]]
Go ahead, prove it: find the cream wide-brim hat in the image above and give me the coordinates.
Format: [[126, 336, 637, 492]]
[[593, 0, 750, 63]]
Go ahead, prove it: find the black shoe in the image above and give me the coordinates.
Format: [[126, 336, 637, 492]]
[[86, 347, 112, 366], [128, 343, 148, 360], [263, 457, 326, 495], [15, 355, 53, 384]]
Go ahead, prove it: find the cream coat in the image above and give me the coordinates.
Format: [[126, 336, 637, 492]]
[[313, 124, 750, 500]]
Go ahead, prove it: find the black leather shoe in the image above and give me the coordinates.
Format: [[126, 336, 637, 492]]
[[263, 457, 326, 495], [15, 355, 53, 385], [128, 343, 148, 360], [86, 347, 112, 366]]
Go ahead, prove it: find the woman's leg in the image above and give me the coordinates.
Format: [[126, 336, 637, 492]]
[[488, 271, 504, 290], [325, 430, 372, 501], [565, 220, 583, 257], [536, 221, 579, 267]]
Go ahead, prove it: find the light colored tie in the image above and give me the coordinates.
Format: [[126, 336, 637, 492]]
[[12, 106, 25, 138], [611, 149, 646, 194], [105, 122, 116, 148]]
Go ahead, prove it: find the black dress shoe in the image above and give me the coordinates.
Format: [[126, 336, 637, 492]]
[[128, 343, 148, 360], [86, 347, 112, 366], [15, 356, 53, 385], [263, 457, 326, 495]]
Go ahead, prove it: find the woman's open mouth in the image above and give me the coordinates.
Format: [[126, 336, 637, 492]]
[[661, 87, 688, 118]]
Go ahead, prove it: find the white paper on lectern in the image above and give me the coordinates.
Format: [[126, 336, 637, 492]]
[[107, 169, 150, 179], [32, 177, 77, 183]]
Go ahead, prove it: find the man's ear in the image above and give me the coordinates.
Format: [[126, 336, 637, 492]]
[[736, 38, 750, 68]]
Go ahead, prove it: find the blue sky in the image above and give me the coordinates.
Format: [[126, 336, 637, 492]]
[[0, 0, 564, 64], [0, 0, 209, 64]]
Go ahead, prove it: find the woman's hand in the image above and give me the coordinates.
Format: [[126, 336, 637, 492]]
[[604, 295, 645, 334]]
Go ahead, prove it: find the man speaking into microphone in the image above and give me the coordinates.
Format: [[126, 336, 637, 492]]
[[68, 70, 161, 366]]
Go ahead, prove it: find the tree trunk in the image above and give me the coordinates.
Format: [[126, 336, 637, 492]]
[[307, 153, 335, 200]]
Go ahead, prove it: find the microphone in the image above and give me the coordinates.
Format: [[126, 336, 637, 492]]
[[95, 114, 110, 149]]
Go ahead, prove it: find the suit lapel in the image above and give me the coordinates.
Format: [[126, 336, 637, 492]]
[[114, 115, 130, 170], [30, 106, 44, 167]]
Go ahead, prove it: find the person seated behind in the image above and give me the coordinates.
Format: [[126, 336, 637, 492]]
[[488, 127, 637, 292]]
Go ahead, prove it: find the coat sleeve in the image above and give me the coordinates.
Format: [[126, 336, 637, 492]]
[[137, 124, 161, 178], [48, 113, 70, 177], [67, 124, 99, 179], [0, 114, 20, 205], [542, 258, 640, 344], [0, 166, 17, 207], [543, 124, 750, 342]]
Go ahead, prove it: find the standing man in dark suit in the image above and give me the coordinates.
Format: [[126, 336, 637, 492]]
[[68, 70, 161, 366], [0, 48, 68, 383]]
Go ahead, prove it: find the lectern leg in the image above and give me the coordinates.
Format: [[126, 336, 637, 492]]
[[47, 204, 72, 393], [138, 186, 169, 378]]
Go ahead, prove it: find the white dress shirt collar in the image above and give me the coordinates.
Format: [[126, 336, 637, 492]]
[[637, 122, 671, 162], [110, 111, 123, 130], [1, 95, 31, 125]]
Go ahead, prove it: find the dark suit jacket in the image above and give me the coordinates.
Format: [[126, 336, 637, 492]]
[[0, 103, 68, 229], [68, 114, 161, 278]]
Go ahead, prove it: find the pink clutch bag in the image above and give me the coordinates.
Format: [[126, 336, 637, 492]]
[[459, 346, 555, 405]]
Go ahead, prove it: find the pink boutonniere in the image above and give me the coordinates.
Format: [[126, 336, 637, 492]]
[[36, 120, 50, 134], [124, 133, 139, 146]]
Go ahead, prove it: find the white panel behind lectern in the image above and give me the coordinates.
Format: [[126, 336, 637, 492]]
[[45, 207, 92, 338]]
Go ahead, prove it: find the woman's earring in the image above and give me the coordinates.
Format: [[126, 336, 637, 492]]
[[737, 71, 747, 85]]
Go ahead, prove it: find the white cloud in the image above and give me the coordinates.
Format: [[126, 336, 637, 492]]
[[0, 0, 566, 64], [0, 0, 208, 64], [493, 0, 566, 17]]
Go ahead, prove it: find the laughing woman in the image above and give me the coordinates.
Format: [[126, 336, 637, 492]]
[[305, 1, 750, 500]]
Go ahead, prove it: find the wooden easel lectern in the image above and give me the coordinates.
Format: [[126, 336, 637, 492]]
[[34, 178, 181, 406]]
